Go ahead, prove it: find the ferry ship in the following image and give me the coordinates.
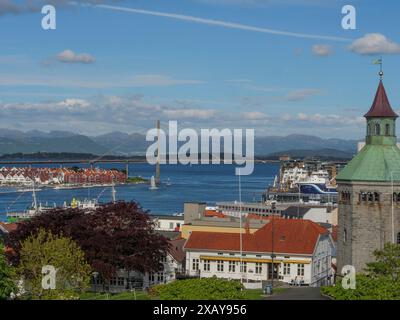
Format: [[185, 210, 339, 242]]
[[265, 162, 338, 204]]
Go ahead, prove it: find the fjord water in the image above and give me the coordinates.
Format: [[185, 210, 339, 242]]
[[0, 163, 279, 221]]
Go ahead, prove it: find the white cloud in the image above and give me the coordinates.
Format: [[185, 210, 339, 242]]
[[57, 50, 95, 64], [129, 74, 204, 87], [312, 44, 333, 57], [57, 99, 90, 108], [162, 108, 216, 119], [348, 33, 400, 55], [242, 111, 268, 120], [285, 89, 322, 101], [0, 73, 203, 88]]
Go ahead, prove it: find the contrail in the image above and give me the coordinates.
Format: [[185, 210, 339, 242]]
[[91, 4, 351, 42]]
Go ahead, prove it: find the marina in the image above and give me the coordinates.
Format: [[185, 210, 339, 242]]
[[0, 162, 279, 222]]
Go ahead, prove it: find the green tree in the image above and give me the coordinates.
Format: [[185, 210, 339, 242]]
[[365, 243, 400, 281], [322, 243, 400, 300], [0, 245, 16, 300], [17, 229, 92, 300]]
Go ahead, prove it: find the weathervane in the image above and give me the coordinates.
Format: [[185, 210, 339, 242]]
[[373, 56, 383, 79]]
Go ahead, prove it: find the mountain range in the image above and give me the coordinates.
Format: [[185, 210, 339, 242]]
[[0, 129, 359, 157]]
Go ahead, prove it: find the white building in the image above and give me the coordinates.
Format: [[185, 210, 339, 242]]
[[184, 218, 335, 288], [91, 238, 186, 293], [153, 215, 184, 232]]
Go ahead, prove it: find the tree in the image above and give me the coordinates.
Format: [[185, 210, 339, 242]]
[[0, 245, 16, 300], [365, 243, 400, 281], [17, 229, 91, 300], [7, 202, 169, 281], [322, 243, 400, 300]]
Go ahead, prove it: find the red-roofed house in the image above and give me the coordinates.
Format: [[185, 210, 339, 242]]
[[184, 218, 335, 287], [0, 222, 18, 240]]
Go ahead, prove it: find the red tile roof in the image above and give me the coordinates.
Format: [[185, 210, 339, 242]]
[[168, 238, 186, 263], [185, 219, 328, 255], [0, 222, 18, 233], [364, 80, 398, 118]]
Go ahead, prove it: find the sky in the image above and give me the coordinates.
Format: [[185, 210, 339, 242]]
[[1, 0, 400, 138]]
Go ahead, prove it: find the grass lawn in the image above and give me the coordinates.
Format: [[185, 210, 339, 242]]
[[242, 289, 264, 300], [242, 287, 288, 300], [80, 291, 151, 300]]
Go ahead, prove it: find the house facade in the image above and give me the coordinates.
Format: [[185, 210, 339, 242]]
[[184, 218, 335, 288]]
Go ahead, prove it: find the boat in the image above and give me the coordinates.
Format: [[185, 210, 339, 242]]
[[149, 175, 158, 190], [265, 162, 338, 204]]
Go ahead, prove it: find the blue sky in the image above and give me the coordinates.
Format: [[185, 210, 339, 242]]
[[1, 0, 400, 138]]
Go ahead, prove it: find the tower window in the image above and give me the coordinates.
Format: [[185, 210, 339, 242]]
[[375, 123, 381, 135], [385, 124, 391, 136], [360, 192, 367, 202]]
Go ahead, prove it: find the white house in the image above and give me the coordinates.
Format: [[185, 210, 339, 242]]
[[152, 215, 184, 232], [184, 218, 335, 288], [91, 238, 186, 293]]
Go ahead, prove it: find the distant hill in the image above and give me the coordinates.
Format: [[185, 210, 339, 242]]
[[0, 129, 360, 156], [0, 135, 107, 155]]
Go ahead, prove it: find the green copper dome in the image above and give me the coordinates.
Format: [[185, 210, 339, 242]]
[[336, 79, 400, 182]]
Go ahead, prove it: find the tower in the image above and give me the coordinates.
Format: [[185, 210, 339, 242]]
[[336, 74, 400, 273]]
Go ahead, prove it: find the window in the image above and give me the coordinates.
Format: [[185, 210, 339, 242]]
[[192, 258, 199, 271], [203, 260, 210, 272], [117, 277, 124, 286], [375, 123, 381, 135], [157, 272, 164, 283], [344, 228, 347, 243], [149, 273, 155, 282], [397, 232, 400, 245], [110, 277, 117, 286], [240, 262, 247, 273], [217, 260, 224, 272], [283, 263, 291, 275], [360, 192, 367, 201], [169, 222, 174, 229], [385, 123, 391, 136], [367, 124, 371, 135], [255, 262, 262, 274], [374, 192, 380, 202], [229, 261, 236, 273], [297, 264, 304, 276]]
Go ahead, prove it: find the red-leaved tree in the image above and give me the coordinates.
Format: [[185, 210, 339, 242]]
[[6, 202, 170, 279]]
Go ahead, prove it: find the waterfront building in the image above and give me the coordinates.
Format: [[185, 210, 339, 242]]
[[184, 218, 335, 288], [337, 77, 400, 273]]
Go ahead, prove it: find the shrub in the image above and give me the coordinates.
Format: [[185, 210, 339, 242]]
[[151, 277, 245, 300]]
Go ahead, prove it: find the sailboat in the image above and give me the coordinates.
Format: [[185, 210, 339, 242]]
[[149, 175, 158, 190]]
